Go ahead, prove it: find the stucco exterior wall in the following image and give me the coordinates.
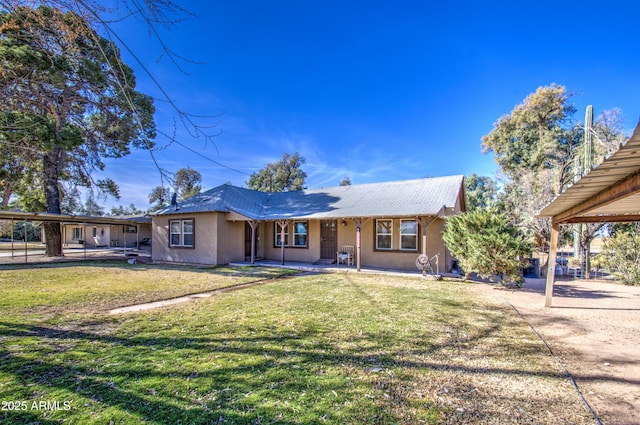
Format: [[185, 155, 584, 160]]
[[262, 220, 321, 262], [63, 223, 151, 249], [152, 213, 219, 264], [344, 218, 449, 271], [109, 224, 152, 248], [152, 213, 455, 272], [255, 217, 450, 271], [217, 215, 245, 264]]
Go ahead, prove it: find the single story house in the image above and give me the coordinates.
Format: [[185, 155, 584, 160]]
[[151, 175, 466, 272]]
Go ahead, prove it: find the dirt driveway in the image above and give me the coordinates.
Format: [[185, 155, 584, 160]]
[[468, 277, 640, 425]]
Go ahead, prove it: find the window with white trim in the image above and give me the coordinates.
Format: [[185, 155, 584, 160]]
[[376, 219, 392, 250], [275, 222, 289, 247], [169, 219, 194, 247], [293, 221, 308, 247], [72, 227, 83, 241], [400, 220, 418, 251]]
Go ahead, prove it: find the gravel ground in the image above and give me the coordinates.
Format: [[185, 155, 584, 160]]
[[467, 277, 640, 425]]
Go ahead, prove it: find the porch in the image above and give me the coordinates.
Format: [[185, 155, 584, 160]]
[[229, 259, 460, 279]]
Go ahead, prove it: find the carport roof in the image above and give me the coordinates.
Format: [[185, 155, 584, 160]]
[[0, 211, 151, 225], [537, 119, 640, 224]]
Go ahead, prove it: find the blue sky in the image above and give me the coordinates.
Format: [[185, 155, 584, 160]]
[[95, 1, 640, 210]]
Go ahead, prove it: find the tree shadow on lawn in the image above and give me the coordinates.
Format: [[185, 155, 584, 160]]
[[0, 261, 297, 279], [0, 313, 613, 425]]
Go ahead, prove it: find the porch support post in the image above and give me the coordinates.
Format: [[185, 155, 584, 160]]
[[351, 218, 368, 272], [248, 221, 258, 265], [417, 216, 436, 256], [545, 220, 560, 308], [277, 220, 289, 265], [60, 221, 64, 257]]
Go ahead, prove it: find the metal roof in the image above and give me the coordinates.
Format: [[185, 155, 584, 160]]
[[154, 175, 465, 220], [538, 120, 640, 222]]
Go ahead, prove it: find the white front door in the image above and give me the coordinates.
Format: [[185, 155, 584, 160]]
[[93, 227, 110, 247]]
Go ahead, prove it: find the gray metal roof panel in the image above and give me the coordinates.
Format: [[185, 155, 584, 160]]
[[153, 175, 465, 220]]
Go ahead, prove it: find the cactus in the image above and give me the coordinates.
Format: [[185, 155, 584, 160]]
[[584, 105, 593, 173]]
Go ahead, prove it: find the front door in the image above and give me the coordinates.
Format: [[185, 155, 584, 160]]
[[244, 222, 259, 259], [320, 220, 337, 260]]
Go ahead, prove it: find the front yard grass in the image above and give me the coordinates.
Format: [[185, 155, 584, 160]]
[[0, 265, 593, 424], [0, 261, 296, 314]]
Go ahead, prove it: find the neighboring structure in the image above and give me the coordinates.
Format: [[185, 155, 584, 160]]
[[0, 211, 152, 249], [151, 175, 466, 272], [61, 215, 152, 248], [538, 120, 640, 307]]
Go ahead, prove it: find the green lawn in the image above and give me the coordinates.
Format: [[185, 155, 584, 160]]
[[0, 263, 592, 424]]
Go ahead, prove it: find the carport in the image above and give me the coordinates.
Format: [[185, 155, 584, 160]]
[[538, 120, 640, 307], [0, 211, 148, 262]]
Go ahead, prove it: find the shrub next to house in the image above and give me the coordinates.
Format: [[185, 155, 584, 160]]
[[443, 209, 531, 286]]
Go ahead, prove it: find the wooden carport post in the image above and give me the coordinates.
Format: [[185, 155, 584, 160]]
[[83, 222, 87, 259], [24, 219, 28, 264], [10, 218, 14, 259], [545, 221, 560, 308]]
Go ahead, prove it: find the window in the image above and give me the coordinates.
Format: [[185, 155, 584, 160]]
[[169, 219, 194, 247], [376, 219, 392, 250], [275, 222, 289, 247], [400, 220, 418, 250], [72, 227, 83, 241], [123, 225, 137, 233], [293, 221, 308, 247]]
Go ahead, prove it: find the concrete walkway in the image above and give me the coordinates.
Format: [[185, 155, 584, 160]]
[[109, 278, 279, 314], [229, 259, 452, 279]]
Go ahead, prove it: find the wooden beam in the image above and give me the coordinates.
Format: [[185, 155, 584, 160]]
[[276, 220, 289, 265], [562, 214, 640, 224], [545, 221, 560, 308], [554, 170, 640, 223], [247, 221, 259, 264], [417, 216, 437, 256], [351, 218, 369, 272]]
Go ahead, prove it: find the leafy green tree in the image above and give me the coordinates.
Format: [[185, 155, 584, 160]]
[[339, 176, 351, 186], [59, 185, 82, 215], [0, 6, 155, 255], [247, 152, 307, 192], [11, 220, 42, 242], [600, 225, 640, 286], [443, 209, 532, 286], [481, 84, 576, 177], [79, 195, 105, 217], [464, 173, 497, 212], [148, 186, 170, 211], [175, 167, 202, 199], [109, 203, 143, 216], [481, 84, 582, 256]]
